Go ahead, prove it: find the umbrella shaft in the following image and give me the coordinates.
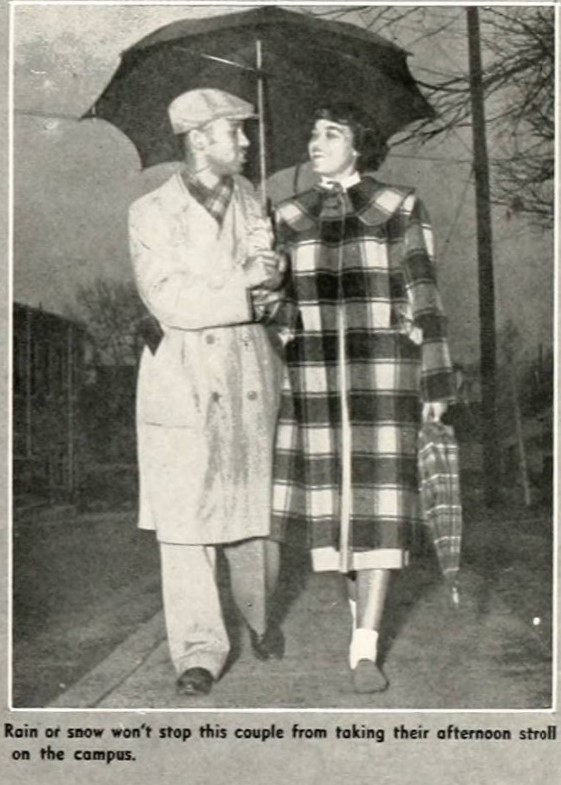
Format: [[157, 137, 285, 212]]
[[256, 39, 267, 208]]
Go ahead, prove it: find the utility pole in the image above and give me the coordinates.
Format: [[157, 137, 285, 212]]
[[466, 7, 500, 506]]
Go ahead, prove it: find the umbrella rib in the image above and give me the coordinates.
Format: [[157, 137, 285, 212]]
[[174, 46, 260, 75], [171, 45, 318, 89]]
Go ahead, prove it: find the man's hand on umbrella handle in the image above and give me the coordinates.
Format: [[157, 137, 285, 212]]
[[422, 401, 448, 423], [244, 252, 283, 291]]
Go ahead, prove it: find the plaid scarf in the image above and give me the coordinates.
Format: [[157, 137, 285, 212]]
[[181, 170, 234, 226]]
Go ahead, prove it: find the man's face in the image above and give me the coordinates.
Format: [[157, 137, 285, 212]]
[[201, 117, 250, 176], [308, 118, 357, 179]]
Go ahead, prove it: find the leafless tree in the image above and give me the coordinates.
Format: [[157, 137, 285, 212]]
[[419, 8, 553, 225], [483, 9, 554, 224], [305, 6, 554, 226], [69, 277, 147, 365]]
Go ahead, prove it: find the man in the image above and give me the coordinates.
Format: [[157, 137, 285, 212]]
[[129, 89, 284, 697]]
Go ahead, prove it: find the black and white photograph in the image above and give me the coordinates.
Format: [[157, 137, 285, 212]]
[[3, 0, 559, 780]]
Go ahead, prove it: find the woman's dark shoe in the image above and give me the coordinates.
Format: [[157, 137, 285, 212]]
[[351, 660, 389, 694], [249, 625, 285, 661], [176, 667, 214, 696]]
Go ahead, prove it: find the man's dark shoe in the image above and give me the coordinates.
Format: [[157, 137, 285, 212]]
[[176, 667, 213, 696], [249, 625, 285, 661]]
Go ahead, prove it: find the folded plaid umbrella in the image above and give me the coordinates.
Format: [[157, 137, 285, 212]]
[[418, 421, 462, 605]]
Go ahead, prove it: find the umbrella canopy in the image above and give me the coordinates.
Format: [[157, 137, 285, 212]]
[[83, 6, 433, 181], [417, 421, 463, 603]]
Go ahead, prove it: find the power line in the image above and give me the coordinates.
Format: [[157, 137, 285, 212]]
[[389, 151, 471, 164], [440, 166, 474, 261]]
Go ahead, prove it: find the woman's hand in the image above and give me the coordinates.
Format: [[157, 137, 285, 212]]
[[422, 401, 448, 423]]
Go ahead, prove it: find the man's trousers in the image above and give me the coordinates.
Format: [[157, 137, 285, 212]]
[[160, 539, 267, 679]]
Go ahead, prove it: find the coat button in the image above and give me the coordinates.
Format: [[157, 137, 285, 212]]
[[212, 392, 220, 402], [206, 334, 215, 344], [247, 391, 258, 401]]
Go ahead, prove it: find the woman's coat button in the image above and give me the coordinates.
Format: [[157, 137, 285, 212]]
[[247, 391, 258, 401], [206, 334, 215, 344]]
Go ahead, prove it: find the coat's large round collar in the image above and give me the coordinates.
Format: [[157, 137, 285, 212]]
[[276, 175, 415, 231]]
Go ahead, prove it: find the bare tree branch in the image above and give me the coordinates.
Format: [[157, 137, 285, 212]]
[[70, 277, 147, 365], [306, 6, 554, 226]]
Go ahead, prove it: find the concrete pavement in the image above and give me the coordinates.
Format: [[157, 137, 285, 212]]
[[50, 562, 551, 711]]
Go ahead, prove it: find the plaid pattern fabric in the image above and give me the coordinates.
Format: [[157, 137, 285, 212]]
[[417, 421, 462, 580], [271, 176, 456, 556], [181, 170, 234, 226]]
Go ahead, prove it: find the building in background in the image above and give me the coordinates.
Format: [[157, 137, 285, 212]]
[[12, 302, 92, 501]]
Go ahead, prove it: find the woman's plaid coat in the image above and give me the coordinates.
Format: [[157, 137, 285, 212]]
[[271, 176, 456, 566]]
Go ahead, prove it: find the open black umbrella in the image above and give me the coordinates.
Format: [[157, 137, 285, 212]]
[[84, 6, 433, 189]]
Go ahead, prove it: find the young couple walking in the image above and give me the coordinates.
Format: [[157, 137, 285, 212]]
[[129, 88, 455, 700]]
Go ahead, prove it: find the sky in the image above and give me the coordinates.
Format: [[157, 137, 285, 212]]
[[12, 2, 554, 365]]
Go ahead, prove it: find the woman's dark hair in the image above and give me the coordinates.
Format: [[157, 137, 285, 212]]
[[312, 103, 388, 172]]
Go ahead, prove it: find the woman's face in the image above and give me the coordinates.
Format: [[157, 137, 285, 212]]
[[308, 118, 358, 180]]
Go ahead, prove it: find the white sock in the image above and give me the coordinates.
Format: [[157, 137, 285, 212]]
[[349, 628, 379, 670]]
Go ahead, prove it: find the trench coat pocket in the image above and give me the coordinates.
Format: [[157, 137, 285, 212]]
[[137, 338, 201, 428]]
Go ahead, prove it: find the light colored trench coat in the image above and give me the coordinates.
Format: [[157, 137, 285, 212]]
[[129, 172, 283, 545]]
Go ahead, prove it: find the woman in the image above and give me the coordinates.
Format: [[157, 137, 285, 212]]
[[271, 104, 456, 693]]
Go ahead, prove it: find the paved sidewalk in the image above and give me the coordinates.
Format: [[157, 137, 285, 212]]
[[51, 563, 551, 711]]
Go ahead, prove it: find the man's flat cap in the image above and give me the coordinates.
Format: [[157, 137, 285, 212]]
[[168, 88, 256, 134]]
